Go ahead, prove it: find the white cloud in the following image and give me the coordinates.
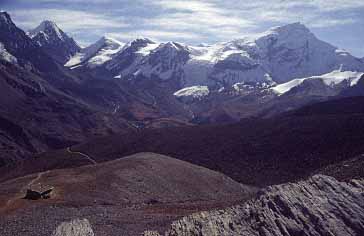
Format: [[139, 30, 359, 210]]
[[148, 0, 255, 40], [4, 0, 363, 55], [107, 30, 201, 42], [310, 18, 357, 28], [9, 9, 129, 31]]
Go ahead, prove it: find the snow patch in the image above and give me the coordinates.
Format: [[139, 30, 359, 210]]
[[272, 70, 364, 94], [174, 86, 210, 99], [137, 43, 159, 56]]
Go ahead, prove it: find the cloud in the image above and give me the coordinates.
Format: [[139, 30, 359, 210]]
[[310, 18, 357, 28], [147, 0, 256, 41], [3, 0, 363, 56], [9, 8, 129, 31], [107, 30, 202, 42]]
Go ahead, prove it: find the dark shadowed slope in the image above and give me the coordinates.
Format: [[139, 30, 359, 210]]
[[0, 153, 256, 236], [70, 96, 364, 186], [4, 96, 364, 186]]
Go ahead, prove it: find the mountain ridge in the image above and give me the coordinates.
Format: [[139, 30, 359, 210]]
[[65, 21, 364, 88]]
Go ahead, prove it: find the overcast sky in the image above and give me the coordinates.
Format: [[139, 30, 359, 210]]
[[1, 0, 363, 57]]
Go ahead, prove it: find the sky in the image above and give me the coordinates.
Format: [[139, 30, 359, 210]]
[[1, 0, 363, 57]]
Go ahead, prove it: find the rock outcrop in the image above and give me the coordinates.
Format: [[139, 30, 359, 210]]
[[51, 219, 94, 236], [149, 175, 364, 236]]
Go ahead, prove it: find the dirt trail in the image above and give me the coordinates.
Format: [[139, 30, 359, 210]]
[[67, 147, 97, 164], [0, 171, 49, 214]]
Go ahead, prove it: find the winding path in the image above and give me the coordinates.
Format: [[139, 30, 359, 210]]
[[0, 171, 49, 213], [66, 147, 97, 165]]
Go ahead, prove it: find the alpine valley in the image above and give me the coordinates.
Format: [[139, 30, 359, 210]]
[[0, 10, 364, 236]]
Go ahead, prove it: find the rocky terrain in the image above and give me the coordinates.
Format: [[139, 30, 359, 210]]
[[146, 175, 364, 236], [51, 219, 94, 236], [0, 153, 256, 236], [1, 9, 364, 236]]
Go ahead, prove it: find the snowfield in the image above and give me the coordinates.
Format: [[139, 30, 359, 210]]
[[65, 37, 123, 68], [272, 70, 364, 95], [174, 86, 210, 99]]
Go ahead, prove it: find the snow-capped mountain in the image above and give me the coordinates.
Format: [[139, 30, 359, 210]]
[[72, 22, 363, 90], [272, 69, 364, 96], [28, 20, 80, 64], [105, 38, 159, 76], [0, 11, 57, 72], [65, 36, 123, 68]]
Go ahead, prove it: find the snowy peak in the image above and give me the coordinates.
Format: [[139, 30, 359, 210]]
[[123, 37, 156, 52], [28, 20, 65, 41], [59, 20, 363, 88], [130, 37, 155, 45], [269, 22, 311, 35], [254, 22, 315, 50], [28, 20, 80, 63], [95, 36, 123, 50], [65, 36, 124, 68], [0, 12, 58, 71]]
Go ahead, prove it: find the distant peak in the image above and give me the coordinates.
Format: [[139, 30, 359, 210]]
[[269, 22, 311, 34], [40, 20, 59, 29], [0, 11, 13, 24], [0, 11, 9, 16], [161, 41, 185, 51], [33, 20, 61, 33], [131, 37, 155, 44], [100, 36, 123, 45], [253, 21, 314, 46], [29, 20, 64, 39]]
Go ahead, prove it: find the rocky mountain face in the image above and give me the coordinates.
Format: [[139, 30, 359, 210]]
[[0, 42, 17, 64], [0, 13, 136, 166], [148, 175, 364, 236], [0, 12, 57, 72], [28, 20, 80, 64]]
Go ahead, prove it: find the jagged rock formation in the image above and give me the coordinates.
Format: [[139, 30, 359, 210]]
[[0, 12, 58, 72], [150, 175, 364, 236], [51, 219, 94, 236]]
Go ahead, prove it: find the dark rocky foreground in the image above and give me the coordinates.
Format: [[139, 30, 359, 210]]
[[140, 175, 364, 236]]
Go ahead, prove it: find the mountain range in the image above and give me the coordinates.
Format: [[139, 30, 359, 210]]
[[1, 10, 364, 165], [1, 10, 364, 235]]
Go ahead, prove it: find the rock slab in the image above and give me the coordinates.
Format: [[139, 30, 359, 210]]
[[149, 175, 364, 236]]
